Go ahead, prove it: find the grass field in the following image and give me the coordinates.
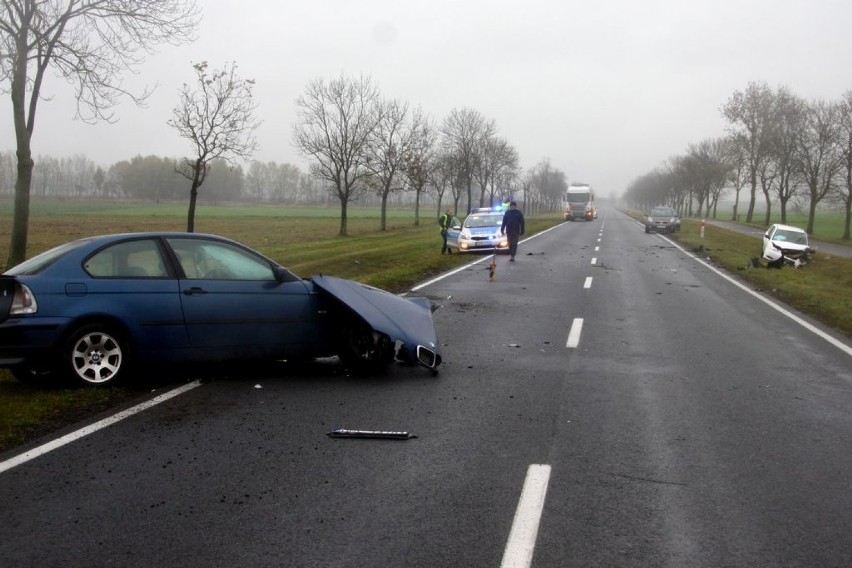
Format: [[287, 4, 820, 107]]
[[0, 200, 848, 454]]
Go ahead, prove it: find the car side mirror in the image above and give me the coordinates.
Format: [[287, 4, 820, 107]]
[[273, 266, 299, 283]]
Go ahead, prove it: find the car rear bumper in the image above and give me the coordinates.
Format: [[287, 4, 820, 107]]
[[0, 318, 66, 369]]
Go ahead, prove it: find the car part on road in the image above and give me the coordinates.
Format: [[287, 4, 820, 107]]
[[327, 428, 417, 440]]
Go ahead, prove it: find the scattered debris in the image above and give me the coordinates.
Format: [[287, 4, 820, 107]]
[[327, 429, 417, 440]]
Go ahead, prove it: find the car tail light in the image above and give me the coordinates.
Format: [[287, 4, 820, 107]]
[[11, 283, 37, 315]]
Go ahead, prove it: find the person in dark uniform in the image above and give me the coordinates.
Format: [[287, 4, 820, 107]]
[[439, 208, 454, 254], [500, 201, 525, 261]]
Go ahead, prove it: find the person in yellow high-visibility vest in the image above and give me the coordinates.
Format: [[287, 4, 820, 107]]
[[439, 208, 454, 254]]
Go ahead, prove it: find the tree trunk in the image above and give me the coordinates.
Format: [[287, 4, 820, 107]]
[[379, 191, 388, 231], [414, 187, 421, 227], [806, 189, 818, 234], [187, 180, 199, 232], [732, 187, 740, 221], [8, 153, 33, 267], [339, 199, 348, 236]]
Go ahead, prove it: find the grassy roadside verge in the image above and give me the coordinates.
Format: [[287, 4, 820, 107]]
[[664, 217, 852, 339]]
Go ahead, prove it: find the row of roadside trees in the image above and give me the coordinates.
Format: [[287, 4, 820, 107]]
[[623, 82, 852, 239], [2, 1, 572, 263], [291, 74, 569, 235]]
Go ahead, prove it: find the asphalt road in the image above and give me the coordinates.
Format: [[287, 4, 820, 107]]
[[2, 206, 851, 567]]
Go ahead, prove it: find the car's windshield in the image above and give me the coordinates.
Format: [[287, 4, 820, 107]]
[[464, 214, 503, 228], [774, 229, 808, 245], [651, 208, 675, 216]]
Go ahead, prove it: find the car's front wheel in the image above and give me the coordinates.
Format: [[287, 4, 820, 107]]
[[62, 324, 131, 386], [338, 318, 393, 372]]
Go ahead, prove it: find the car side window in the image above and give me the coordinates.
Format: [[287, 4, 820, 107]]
[[166, 238, 276, 281], [84, 239, 168, 278]]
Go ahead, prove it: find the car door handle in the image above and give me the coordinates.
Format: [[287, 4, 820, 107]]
[[183, 287, 209, 295]]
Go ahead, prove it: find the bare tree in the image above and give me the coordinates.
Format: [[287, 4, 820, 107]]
[[764, 87, 806, 224], [0, 0, 199, 266], [402, 113, 436, 227], [837, 91, 852, 240], [526, 159, 566, 214], [721, 81, 775, 223], [725, 134, 751, 221], [474, 136, 518, 208], [293, 73, 381, 236], [427, 150, 456, 219], [485, 137, 519, 206], [168, 61, 259, 232], [794, 98, 844, 234], [364, 99, 422, 231], [440, 107, 495, 215]]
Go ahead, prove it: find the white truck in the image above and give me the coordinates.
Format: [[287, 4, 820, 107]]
[[564, 183, 596, 221]]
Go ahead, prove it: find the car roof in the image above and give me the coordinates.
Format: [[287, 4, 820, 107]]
[[771, 223, 806, 233]]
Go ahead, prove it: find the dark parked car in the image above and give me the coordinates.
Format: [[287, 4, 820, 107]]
[[644, 207, 680, 234], [0, 233, 441, 386]]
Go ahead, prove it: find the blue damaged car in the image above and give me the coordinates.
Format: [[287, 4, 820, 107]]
[[0, 233, 441, 386]]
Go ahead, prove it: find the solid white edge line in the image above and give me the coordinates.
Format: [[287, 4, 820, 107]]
[[501, 464, 552, 568], [652, 230, 852, 358], [566, 318, 583, 348], [0, 380, 202, 474], [584, 277, 593, 289]]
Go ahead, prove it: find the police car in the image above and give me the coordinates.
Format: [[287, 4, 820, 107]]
[[445, 207, 509, 253]]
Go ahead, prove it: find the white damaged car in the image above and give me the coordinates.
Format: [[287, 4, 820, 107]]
[[762, 223, 815, 267]]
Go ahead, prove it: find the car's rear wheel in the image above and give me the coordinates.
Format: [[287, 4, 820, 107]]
[[61, 324, 131, 386], [338, 318, 393, 372]]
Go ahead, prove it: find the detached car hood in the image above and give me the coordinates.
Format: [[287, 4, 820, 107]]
[[310, 275, 441, 370]]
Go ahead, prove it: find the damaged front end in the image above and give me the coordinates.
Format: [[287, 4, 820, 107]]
[[311, 275, 442, 373], [763, 243, 815, 268]]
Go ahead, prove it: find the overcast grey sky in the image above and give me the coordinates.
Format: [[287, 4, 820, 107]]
[[4, 0, 852, 198]]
